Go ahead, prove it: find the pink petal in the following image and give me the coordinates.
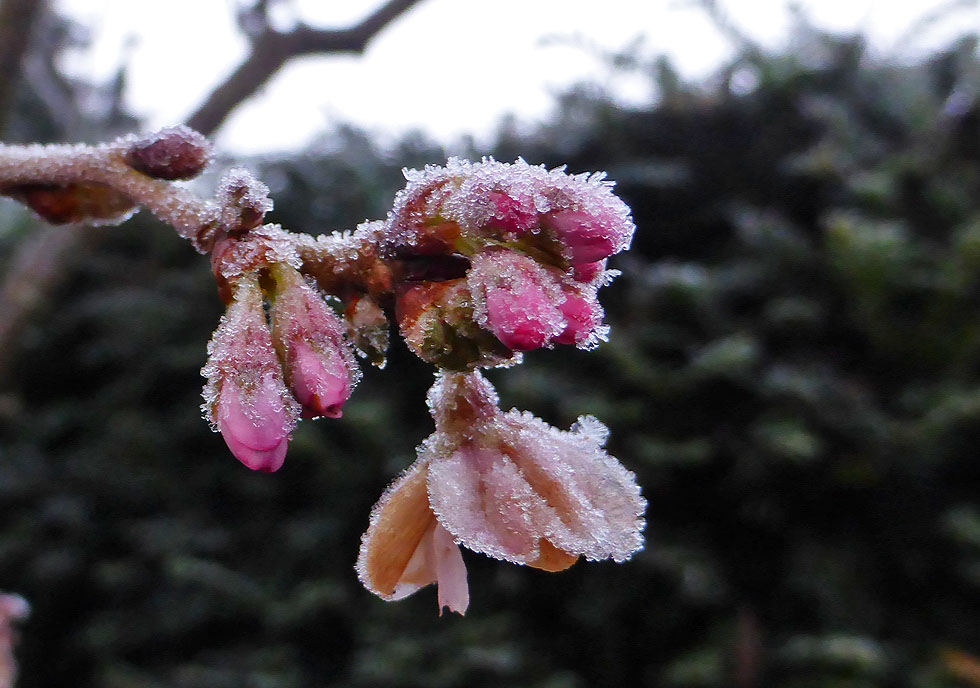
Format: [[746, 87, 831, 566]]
[[433, 523, 469, 615], [427, 444, 550, 564], [553, 292, 602, 346], [503, 414, 646, 562]]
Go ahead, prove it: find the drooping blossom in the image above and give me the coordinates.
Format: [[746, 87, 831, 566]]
[[201, 272, 298, 472], [357, 371, 646, 614], [269, 264, 360, 418]]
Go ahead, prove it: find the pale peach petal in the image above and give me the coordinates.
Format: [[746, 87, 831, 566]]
[[357, 459, 471, 613], [527, 539, 579, 572], [356, 459, 436, 599], [427, 444, 539, 563], [505, 413, 646, 562]]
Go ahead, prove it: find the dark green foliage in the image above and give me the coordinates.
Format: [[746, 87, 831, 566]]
[[3, 22, 980, 688]]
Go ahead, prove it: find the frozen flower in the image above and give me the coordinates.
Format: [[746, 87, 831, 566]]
[[269, 264, 360, 418], [201, 273, 298, 471], [357, 371, 645, 614]]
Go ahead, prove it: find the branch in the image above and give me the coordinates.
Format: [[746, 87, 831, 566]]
[[186, 0, 422, 136]]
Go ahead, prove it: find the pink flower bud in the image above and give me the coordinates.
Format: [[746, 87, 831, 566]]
[[468, 251, 565, 352], [554, 291, 603, 346], [217, 373, 290, 472], [483, 283, 559, 351], [270, 265, 360, 418], [201, 273, 298, 471], [289, 339, 351, 419], [572, 260, 606, 283], [543, 210, 625, 264]]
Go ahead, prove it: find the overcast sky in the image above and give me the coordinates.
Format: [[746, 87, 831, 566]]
[[55, 0, 979, 154]]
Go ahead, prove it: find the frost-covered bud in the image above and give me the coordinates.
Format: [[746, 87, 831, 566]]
[[345, 295, 390, 367], [542, 209, 628, 264], [216, 167, 273, 233], [467, 251, 565, 352], [396, 280, 513, 371], [202, 273, 298, 472], [384, 158, 634, 262], [123, 125, 212, 180], [554, 290, 604, 347], [1, 182, 136, 225], [269, 264, 360, 419], [216, 371, 292, 472]]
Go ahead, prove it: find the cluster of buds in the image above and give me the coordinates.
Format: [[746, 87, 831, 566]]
[[201, 264, 361, 472], [385, 158, 632, 370], [0, 129, 645, 614]]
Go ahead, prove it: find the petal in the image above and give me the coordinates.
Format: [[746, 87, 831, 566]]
[[217, 374, 291, 473], [428, 443, 555, 564], [356, 459, 436, 599], [504, 413, 647, 562], [527, 539, 579, 573]]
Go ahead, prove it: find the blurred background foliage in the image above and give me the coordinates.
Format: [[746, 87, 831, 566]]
[[3, 5, 980, 688]]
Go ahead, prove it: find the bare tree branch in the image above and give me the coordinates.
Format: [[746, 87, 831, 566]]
[[0, 0, 47, 134], [187, 0, 422, 136], [0, 0, 426, 389]]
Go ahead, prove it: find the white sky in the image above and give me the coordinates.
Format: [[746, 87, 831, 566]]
[[56, 0, 979, 154]]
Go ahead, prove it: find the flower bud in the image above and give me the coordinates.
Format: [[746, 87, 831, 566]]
[[216, 167, 273, 233], [553, 291, 603, 347], [345, 295, 390, 367], [468, 251, 565, 352], [201, 273, 298, 472], [270, 265, 360, 419], [216, 372, 291, 472], [396, 281, 513, 371], [542, 210, 624, 264], [572, 259, 606, 283], [288, 339, 351, 419], [123, 125, 212, 180]]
